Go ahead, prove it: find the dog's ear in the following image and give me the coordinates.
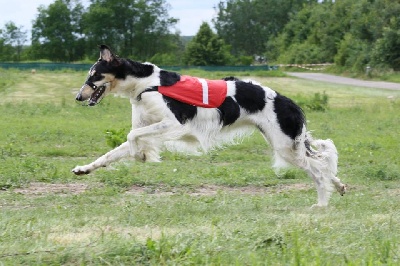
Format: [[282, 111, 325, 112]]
[[99, 44, 115, 62]]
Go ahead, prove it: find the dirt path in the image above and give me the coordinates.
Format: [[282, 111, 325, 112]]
[[286, 72, 400, 90]]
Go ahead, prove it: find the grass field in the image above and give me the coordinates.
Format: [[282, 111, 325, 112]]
[[0, 68, 399, 265]]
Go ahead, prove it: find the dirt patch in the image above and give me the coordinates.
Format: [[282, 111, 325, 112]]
[[14, 182, 89, 196], [125, 183, 312, 196], [11, 182, 312, 197]]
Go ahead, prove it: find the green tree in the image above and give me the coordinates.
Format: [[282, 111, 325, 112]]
[[82, 0, 179, 60], [273, 0, 400, 71], [371, 26, 400, 71], [213, 0, 315, 57], [183, 22, 232, 66], [274, 1, 344, 64], [334, 33, 370, 71], [1, 22, 27, 61], [31, 0, 85, 61]]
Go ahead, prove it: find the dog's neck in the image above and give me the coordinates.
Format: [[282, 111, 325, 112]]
[[113, 59, 163, 100], [112, 59, 182, 101]]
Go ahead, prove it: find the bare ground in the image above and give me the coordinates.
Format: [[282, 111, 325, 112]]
[[11, 182, 312, 196], [13, 182, 90, 196]]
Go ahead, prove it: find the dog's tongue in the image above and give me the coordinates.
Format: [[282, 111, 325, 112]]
[[89, 85, 106, 106]]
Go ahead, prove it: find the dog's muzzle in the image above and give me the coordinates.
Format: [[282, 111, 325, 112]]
[[76, 81, 107, 106]]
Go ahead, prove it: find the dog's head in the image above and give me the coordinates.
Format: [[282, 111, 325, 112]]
[[76, 45, 176, 106], [75, 45, 120, 106]]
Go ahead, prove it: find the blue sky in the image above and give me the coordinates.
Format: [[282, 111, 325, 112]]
[[1, 0, 220, 38]]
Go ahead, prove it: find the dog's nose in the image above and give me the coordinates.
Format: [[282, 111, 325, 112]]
[[76, 93, 83, 101]]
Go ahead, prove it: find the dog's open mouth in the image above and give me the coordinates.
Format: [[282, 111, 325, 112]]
[[88, 85, 107, 106]]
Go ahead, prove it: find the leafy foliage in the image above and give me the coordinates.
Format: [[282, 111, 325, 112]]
[[82, 0, 179, 61], [213, 0, 314, 56], [305, 92, 329, 112], [31, 0, 85, 61], [294, 92, 329, 112], [273, 0, 400, 71], [183, 22, 232, 66], [0, 22, 27, 61], [371, 26, 400, 71], [27, 0, 179, 62], [105, 128, 128, 148], [334, 33, 370, 71], [1, 0, 400, 73]]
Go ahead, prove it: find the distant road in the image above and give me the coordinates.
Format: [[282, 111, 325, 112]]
[[286, 72, 400, 90]]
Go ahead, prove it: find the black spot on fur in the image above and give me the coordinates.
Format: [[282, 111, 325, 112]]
[[125, 59, 154, 78], [305, 139, 315, 157], [88, 60, 111, 82], [217, 97, 240, 126], [222, 76, 240, 81], [234, 81, 266, 113], [274, 93, 305, 140], [163, 96, 197, 124], [160, 70, 181, 86], [90, 59, 154, 80]]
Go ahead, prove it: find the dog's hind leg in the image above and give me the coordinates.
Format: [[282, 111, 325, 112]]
[[307, 138, 346, 198], [260, 125, 345, 207], [72, 141, 130, 175], [288, 134, 345, 207]]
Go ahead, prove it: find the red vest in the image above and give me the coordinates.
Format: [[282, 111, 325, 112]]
[[158, 75, 227, 108]]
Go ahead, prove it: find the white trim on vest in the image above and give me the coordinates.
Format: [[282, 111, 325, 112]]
[[197, 78, 209, 105]]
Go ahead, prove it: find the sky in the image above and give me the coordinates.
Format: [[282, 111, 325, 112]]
[[0, 0, 220, 39]]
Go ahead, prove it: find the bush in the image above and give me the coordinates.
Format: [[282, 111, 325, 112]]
[[277, 42, 328, 64], [237, 55, 254, 66], [296, 92, 329, 112], [105, 128, 128, 148], [149, 53, 181, 66], [334, 33, 371, 71], [371, 27, 400, 71]]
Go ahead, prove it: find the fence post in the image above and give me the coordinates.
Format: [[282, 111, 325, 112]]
[[365, 66, 371, 76]]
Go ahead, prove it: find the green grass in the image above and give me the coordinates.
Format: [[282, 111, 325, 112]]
[[0, 68, 400, 265]]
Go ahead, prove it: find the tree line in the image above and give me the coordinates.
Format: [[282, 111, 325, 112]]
[[1, 0, 399, 71]]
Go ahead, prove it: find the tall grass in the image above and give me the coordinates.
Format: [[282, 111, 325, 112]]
[[0, 69, 399, 265]]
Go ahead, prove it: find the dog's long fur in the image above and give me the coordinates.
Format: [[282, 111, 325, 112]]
[[73, 45, 346, 207]]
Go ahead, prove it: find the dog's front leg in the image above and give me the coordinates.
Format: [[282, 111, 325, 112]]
[[72, 141, 130, 175], [127, 119, 182, 162]]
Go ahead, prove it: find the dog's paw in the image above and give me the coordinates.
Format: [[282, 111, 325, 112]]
[[72, 165, 91, 175], [337, 184, 346, 196], [311, 203, 328, 208]]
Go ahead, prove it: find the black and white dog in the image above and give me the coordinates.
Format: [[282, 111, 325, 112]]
[[73, 45, 345, 207]]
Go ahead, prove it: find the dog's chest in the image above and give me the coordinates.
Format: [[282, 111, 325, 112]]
[[158, 75, 227, 108]]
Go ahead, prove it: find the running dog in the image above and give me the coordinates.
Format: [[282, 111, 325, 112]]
[[73, 45, 346, 207]]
